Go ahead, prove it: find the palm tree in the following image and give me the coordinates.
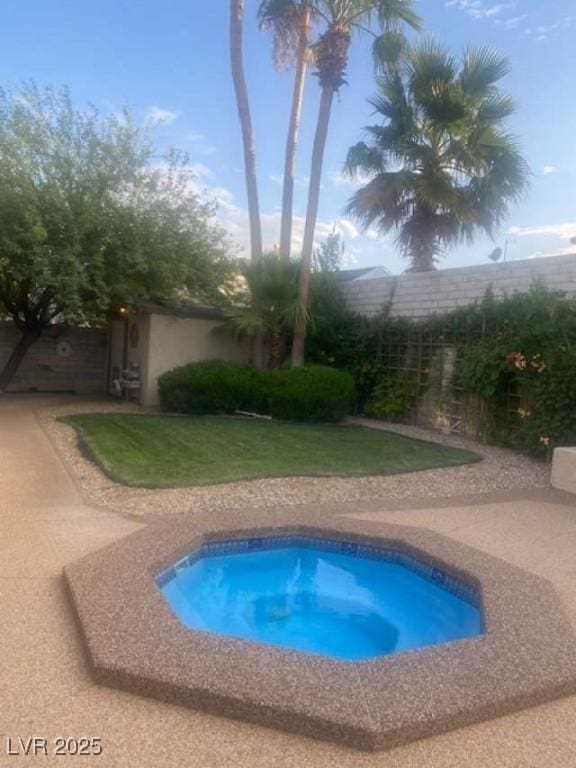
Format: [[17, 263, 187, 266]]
[[230, 0, 263, 261], [345, 42, 529, 271], [291, 0, 422, 365], [225, 253, 307, 368], [259, 0, 314, 260]]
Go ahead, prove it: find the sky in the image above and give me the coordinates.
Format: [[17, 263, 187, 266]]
[[1, 0, 575, 274]]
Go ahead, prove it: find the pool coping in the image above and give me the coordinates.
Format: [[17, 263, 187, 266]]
[[64, 506, 576, 752]]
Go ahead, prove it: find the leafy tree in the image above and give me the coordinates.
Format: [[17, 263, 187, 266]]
[[259, 0, 314, 259], [0, 83, 231, 390], [345, 42, 529, 271], [224, 253, 305, 368], [312, 230, 345, 272], [291, 0, 422, 365]]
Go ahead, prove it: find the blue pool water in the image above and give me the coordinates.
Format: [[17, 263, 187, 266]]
[[158, 539, 482, 661]]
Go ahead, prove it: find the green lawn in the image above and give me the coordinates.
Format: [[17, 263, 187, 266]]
[[63, 414, 480, 488]]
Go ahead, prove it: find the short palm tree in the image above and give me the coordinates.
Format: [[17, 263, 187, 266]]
[[259, 0, 314, 260], [225, 253, 306, 368], [345, 42, 530, 271], [291, 0, 422, 365]]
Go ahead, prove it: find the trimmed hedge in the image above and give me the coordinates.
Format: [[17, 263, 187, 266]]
[[158, 360, 267, 415], [268, 365, 355, 422], [158, 361, 355, 422]]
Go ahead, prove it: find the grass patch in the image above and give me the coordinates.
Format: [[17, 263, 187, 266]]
[[62, 414, 480, 488]]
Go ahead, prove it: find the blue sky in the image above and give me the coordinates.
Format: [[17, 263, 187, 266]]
[[1, 0, 575, 273]]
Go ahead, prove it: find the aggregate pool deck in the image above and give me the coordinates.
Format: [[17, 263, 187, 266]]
[[2, 394, 576, 767], [65, 507, 576, 752]]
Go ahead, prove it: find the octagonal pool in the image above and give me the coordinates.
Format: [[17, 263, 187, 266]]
[[157, 536, 482, 661]]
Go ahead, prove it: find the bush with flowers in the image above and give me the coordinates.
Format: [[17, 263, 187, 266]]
[[455, 286, 576, 456]]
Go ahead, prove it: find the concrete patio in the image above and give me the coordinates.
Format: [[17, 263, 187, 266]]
[[1, 394, 575, 766]]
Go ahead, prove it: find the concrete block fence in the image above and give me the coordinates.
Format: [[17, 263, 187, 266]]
[[341, 254, 576, 319], [0, 323, 107, 394]]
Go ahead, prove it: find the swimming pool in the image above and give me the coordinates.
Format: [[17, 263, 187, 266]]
[[158, 536, 482, 661]]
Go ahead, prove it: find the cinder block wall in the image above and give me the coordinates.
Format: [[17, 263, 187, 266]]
[[0, 323, 107, 393], [342, 254, 576, 318]]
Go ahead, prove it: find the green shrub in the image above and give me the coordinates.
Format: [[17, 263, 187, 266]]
[[366, 376, 413, 420], [455, 343, 511, 399], [158, 360, 268, 415], [158, 361, 354, 423], [268, 365, 355, 422]]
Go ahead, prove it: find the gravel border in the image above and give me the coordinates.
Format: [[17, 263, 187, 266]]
[[39, 400, 550, 521]]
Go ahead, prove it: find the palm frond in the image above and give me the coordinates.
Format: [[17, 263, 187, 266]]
[[223, 305, 267, 338], [280, 297, 311, 329], [364, 123, 406, 151], [345, 170, 415, 230], [373, 30, 409, 71], [344, 141, 387, 176], [475, 126, 521, 151], [460, 47, 511, 96], [375, 69, 406, 102], [257, 0, 297, 27], [376, 0, 423, 32], [414, 172, 460, 210], [408, 39, 457, 91], [258, 0, 314, 70], [416, 79, 467, 124], [476, 94, 516, 123], [369, 73, 414, 130]]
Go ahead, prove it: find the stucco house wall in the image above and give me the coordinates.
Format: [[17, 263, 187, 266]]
[[143, 312, 250, 405], [110, 305, 251, 406]]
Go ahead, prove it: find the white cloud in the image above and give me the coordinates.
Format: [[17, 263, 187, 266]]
[[259, 212, 358, 254], [508, 222, 576, 240], [339, 246, 360, 268], [495, 13, 527, 29], [207, 192, 360, 257], [542, 165, 558, 176], [524, 16, 574, 41], [328, 170, 352, 187], [448, 0, 574, 40], [163, 162, 362, 258], [145, 106, 181, 126], [322, 218, 359, 241], [188, 162, 213, 179], [269, 173, 310, 188], [186, 132, 217, 156], [445, 0, 517, 21], [528, 247, 576, 260]]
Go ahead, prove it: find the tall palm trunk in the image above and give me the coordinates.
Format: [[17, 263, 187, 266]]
[[291, 84, 335, 365], [279, 7, 310, 260], [230, 0, 263, 261]]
